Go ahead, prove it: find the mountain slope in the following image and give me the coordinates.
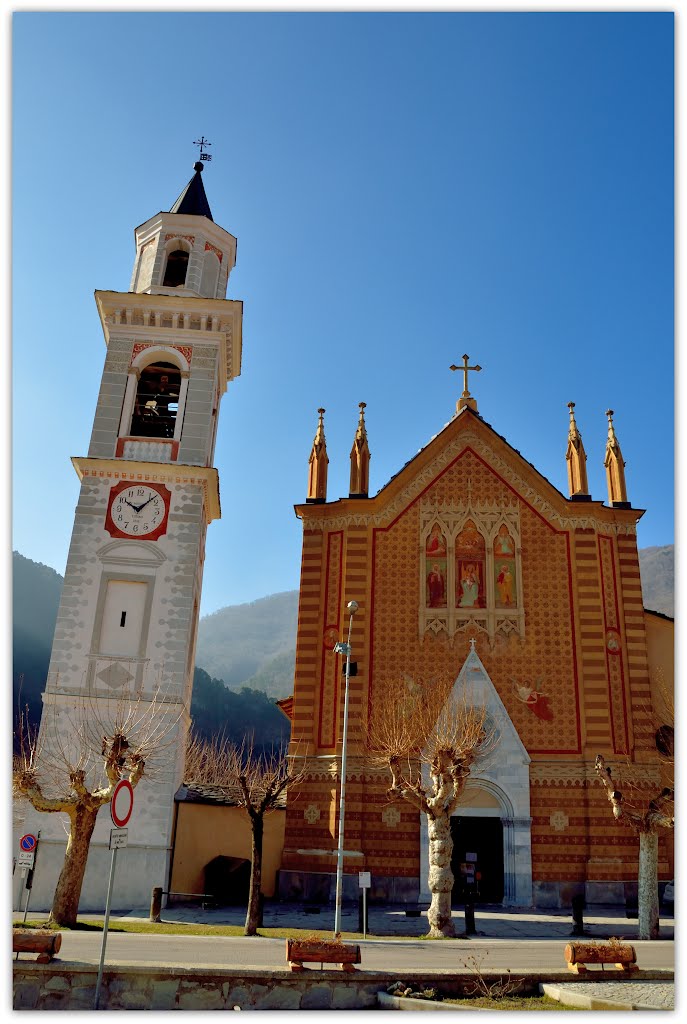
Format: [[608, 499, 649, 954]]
[[638, 545, 674, 617], [195, 590, 298, 689]]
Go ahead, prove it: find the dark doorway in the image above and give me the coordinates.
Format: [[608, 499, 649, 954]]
[[204, 855, 251, 906], [451, 816, 504, 905]]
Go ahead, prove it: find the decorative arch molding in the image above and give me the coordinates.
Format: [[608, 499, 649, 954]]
[[118, 344, 191, 450], [97, 539, 167, 568], [130, 343, 191, 374]]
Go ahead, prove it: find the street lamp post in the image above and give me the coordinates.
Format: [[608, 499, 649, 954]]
[[333, 599, 358, 937]]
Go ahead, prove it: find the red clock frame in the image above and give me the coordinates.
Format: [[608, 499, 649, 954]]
[[105, 480, 171, 541]]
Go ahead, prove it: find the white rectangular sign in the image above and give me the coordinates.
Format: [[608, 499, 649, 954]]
[[17, 850, 35, 868], [109, 828, 128, 849], [358, 871, 371, 888]]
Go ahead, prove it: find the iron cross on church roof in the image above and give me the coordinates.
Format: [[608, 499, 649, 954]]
[[193, 136, 213, 162], [450, 354, 482, 398]]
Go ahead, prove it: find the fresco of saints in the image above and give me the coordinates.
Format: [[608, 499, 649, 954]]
[[426, 524, 447, 557], [459, 564, 480, 607], [494, 524, 515, 556], [427, 563, 446, 607], [496, 564, 514, 606]]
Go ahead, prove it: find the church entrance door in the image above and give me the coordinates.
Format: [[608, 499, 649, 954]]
[[450, 816, 504, 904]]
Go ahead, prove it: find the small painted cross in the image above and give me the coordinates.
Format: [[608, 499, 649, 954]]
[[450, 354, 482, 397], [469, 637, 477, 651]]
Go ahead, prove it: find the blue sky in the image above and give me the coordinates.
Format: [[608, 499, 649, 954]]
[[12, 11, 674, 615]]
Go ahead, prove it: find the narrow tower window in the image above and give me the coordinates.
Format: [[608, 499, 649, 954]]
[[163, 248, 189, 288], [131, 361, 182, 439]]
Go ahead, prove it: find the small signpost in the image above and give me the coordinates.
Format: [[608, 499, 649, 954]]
[[94, 781, 134, 1009], [17, 834, 39, 934], [358, 871, 371, 940]]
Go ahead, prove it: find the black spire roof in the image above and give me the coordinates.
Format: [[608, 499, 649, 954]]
[[169, 161, 214, 221]]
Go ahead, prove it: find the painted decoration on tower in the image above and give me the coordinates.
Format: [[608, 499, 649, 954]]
[[455, 521, 486, 608]]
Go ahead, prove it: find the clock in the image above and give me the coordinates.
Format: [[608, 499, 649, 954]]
[[105, 481, 171, 541]]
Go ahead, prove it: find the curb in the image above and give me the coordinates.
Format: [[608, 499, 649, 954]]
[[377, 992, 489, 1012], [540, 982, 672, 1011]]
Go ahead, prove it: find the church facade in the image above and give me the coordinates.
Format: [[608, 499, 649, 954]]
[[279, 376, 672, 908]]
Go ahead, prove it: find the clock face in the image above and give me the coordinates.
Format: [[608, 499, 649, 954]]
[[106, 482, 170, 541]]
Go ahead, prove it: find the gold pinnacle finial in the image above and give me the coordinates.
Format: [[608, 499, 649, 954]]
[[565, 401, 589, 497], [307, 408, 329, 503], [450, 354, 482, 413], [350, 402, 371, 498], [606, 409, 617, 438], [604, 408, 628, 505]]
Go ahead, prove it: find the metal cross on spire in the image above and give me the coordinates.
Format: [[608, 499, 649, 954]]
[[193, 136, 213, 162], [450, 354, 482, 397]]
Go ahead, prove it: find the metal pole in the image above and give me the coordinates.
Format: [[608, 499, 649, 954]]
[[21, 875, 32, 925], [333, 601, 357, 937], [363, 886, 367, 941], [94, 846, 118, 1010]]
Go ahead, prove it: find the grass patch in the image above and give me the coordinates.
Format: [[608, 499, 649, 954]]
[[18, 919, 365, 940], [443, 994, 586, 1010]]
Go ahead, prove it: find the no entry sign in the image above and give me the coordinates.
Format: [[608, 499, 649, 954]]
[[110, 779, 134, 828]]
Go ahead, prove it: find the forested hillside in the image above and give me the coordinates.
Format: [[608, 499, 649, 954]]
[[195, 591, 298, 690]]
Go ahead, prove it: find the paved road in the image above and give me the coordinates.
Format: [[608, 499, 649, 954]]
[[51, 932, 674, 974]]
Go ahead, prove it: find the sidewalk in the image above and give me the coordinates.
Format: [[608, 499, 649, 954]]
[[122, 899, 676, 942]]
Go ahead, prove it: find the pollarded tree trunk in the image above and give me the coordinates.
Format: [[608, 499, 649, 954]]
[[426, 812, 455, 938], [49, 804, 100, 928], [638, 830, 660, 940], [244, 814, 263, 936]]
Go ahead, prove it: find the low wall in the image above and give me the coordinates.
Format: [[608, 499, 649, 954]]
[[13, 963, 673, 1011]]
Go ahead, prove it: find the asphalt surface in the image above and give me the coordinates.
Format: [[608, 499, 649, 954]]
[[15, 903, 675, 1010], [16, 901, 675, 971]]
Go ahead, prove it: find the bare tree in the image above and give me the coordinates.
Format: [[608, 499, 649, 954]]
[[184, 733, 302, 936], [13, 688, 178, 928], [369, 677, 493, 938], [595, 755, 673, 940], [595, 664, 674, 941]]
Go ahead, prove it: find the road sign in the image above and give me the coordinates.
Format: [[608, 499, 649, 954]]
[[19, 834, 37, 852], [109, 828, 128, 850], [110, 779, 134, 828], [358, 871, 371, 888], [18, 850, 35, 869]]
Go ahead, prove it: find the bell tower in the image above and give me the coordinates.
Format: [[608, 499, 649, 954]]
[[21, 158, 243, 910]]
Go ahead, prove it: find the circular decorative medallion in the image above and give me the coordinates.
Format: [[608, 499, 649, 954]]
[[606, 629, 621, 654], [323, 625, 339, 651]]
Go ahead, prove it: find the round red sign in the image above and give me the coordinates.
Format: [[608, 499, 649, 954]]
[[111, 779, 134, 828]]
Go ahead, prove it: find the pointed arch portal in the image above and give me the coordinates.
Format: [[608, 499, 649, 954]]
[[419, 646, 533, 907]]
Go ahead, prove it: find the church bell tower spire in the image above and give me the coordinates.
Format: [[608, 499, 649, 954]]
[[19, 151, 244, 913], [566, 402, 590, 500], [604, 409, 630, 507], [349, 402, 371, 498]]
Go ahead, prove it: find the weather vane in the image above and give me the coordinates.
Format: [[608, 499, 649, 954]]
[[193, 136, 213, 162]]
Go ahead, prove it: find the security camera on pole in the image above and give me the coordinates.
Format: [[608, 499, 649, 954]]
[[332, 599, 358, 937]]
